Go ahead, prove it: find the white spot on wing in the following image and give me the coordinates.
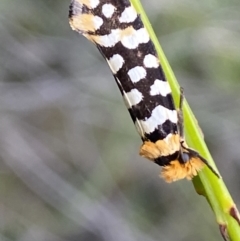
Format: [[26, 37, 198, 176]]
[[139, 106, 177, 134], [77, 0, 100, 9], [92, 29, 120, 47], [150, 79, 172, 97], [127, 66, 146, 83], [143, 54, 159, 68], [91, 28, 149, 49], [93, 16, 103, 30], [107, 54, 124, 74], [89, 0, 100, 9], [121, 28, 149, 49], [119, 6, 137, 23], [123, 89, 143, 107], [136, 28, 149, 44], [102, 3, 115, 18]]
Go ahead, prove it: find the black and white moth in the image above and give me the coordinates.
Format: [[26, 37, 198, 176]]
[[69, 0, 219, 182]]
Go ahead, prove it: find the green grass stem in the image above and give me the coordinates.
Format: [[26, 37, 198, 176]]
[[130, 0, 240, 240]]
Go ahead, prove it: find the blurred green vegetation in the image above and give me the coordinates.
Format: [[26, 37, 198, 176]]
[[0, 0, 240, 241]]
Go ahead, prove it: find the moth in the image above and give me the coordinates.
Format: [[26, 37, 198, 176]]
[[69, 0, 219, 182]]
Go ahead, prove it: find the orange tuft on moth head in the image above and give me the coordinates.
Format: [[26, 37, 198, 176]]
[[161, 158, 204, 183]]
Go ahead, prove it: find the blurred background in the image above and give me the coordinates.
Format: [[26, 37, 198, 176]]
[[1, 0, 240, 240]]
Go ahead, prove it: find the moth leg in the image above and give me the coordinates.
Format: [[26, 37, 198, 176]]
[[177, 87, 185, 141], [178, 87, 192, 163], [177, 89, 220, 178], [181, 144, 220, 178]]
